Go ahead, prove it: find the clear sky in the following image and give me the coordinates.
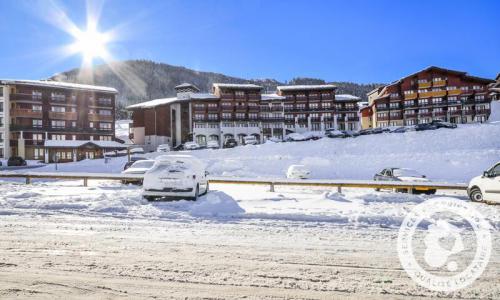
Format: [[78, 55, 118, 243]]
[[0, 0, 499, 84]]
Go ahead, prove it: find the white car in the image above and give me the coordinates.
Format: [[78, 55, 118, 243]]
[[156, 144, 170, 152], [286, 165, 311, 179], [122, 159, 155, 175], [130, 147, 145, 154], [206, 140, 219, 149], [468, 161, 500, 203], [243, 135, 259, 145], [183, 142, 201, 150], [142, 155, 209, 201]]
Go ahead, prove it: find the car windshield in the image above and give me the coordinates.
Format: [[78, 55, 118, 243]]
[[131, 161, 155, 169], [393, 168, 424, 177]]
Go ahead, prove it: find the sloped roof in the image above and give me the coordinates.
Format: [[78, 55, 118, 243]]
[[44, 140, 127, 149], [261, 93, 286, 101], [277, 84, 337, 92], [126, 92, 219, 109], [175, 83, 200, 91], [213, 83, 262, 90], [0, 79, 117, 93], [335, 94, 361, 102]]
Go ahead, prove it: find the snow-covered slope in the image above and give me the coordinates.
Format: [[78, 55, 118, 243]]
[[185, 123, 500, 183]]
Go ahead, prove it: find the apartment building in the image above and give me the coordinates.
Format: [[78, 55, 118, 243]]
[[363, 66, 495, 129], [127, 83, 360, 151], [0, 80, 125, 162], [490, 73, 500, 101]]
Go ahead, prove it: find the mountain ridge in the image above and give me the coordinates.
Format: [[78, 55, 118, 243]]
[[50, 59, 385, 118]]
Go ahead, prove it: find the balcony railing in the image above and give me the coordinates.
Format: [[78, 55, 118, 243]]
[[194, 106, 206, 111], [207, 106, 219, 111], [447, 89, 461, 96], [404, 113, 417, 118], [475, 109, 491, 115], [404, 93, 418, 100], [234, 105, 247, 111], [433, 112, 446, 116], [10, 93, 42, 101], [418, 112, 432, 117], [464, 110, 475, 115], [10, 108, 43, 118], [432, 80, 447, 87], [450, 110, 462, 116], [377, 116, 390, 121], [419, 90, 447, 98], [49, 111, 78, 121], [418, 82, 432, 89], [261, 117, 285, 122], [88, 113, 113, 122], [376, 106, 389, 111]]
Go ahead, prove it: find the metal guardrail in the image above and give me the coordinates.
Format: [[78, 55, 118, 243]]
[[0, 171, 143, 186], [0, 172, 468, 193]]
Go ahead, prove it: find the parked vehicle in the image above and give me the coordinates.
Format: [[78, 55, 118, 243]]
[[7, 156, 27, 167], [389, 126, 407, 133], [123, 156, 148, 170], [206, 140, 220, 149], [224, 138, 238, 148], [358, 128, 375, 135], [343, 130, 360, 138], [415, 123, 438, 131], [325, 129, 347, 138], [373, 167, 435, 194], [286, 165, 311, 179], [284, 133, 309, 142], [468, 161, 500, 203], [121, 159, 155, 184], [142, 155, 209, 201], [156, 144, 170, 152], [183, 142, 201, 150], [431, 120, 458, 129], [130, 147, 145, 154], [243, 135, 259, 145]]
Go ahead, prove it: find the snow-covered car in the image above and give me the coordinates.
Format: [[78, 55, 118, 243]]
[[286, 165, 311, 179], [183, 142, 201, 150], [243, 135, 259, 145], [121, 159, 155, 184], [130, 147, 145, 154], [156, 144, 170, 152], [224, 138, 238, 148], [123, 156, 148, 170], [142, 155, 209, 201], [206, 140, 220, 149], [373, 167, 435, 194], [284, 133, 308, 142], [468, 161, 500, 203], [431, 120, 458, 129], [325, 129, 347, 138], [122, 159, 155, 175]]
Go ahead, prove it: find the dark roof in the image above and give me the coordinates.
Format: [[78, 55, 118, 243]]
[[175, 83, 200, 91]]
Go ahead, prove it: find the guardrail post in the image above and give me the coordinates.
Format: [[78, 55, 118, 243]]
[[83, 178, 88, 187], [337, 186, 342, 193], [269, 182, 275, 192], [25, 177, 31, 184]]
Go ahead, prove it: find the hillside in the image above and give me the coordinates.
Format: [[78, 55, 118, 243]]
[[51, 60, 384, 116]]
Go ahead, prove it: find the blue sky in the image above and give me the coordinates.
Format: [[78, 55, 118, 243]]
[[0, 0, 499, 84]]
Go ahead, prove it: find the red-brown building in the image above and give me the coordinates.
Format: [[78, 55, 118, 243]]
[[0, 80, 125, 162], [364, 66, 495, 129]]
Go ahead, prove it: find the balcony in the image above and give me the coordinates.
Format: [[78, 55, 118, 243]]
[[220, 94, 233, 100], [464, 110, 475, 115], [271, 106, 284, 111], [377, 116, 390, 121], [375, 106, 389, 111], [432, 80, 447, 87], [404, 113, 417, 118], [447, 89, 461, 96], [234, 105, 247, 111], [10, 93, 42, 102], [261, 117, 285, 122], [403, 103, 418, 108], [194, 106, 206, 111], [221, 106, 233, 111], [450, 110, 462, 116], [49, 111, 78, 121], [347, 116, 360, 121], [474, 109, 490, 115], [404, 92, 418, 100], [24, 140, 45, 146], [88, 113, 113, 122], [418, 82, 432, 89], [310, 117, 321, 122], [419, 90, 447, 98], [248, 106, 260, 111], [207, 106, 219, 111], [433, 111, 446, 116], [418, 112, 432, 117], [10, 108, 43, 118], [248, 95, 260, 101]]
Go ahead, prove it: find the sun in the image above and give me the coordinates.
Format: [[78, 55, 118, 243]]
[[70, 26, 110, 63]]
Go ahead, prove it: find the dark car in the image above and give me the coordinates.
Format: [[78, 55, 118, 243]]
[[373, 167, 436, 194], [123, 157, 148, 170], [415, 123, 438, 131], [7, 156, 27, 167], [359, 128, 375, 135], [172, 144, 185, 151], [224, 138, 238, 148], [431, 120, 457, 129]]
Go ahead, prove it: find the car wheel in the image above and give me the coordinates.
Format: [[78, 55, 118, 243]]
[[192, 184, 199, 201], [143, 196, 156, 201], [469, 187, 484, 202]]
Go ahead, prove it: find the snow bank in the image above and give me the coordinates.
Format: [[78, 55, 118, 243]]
[[189, 191, 245, 217]]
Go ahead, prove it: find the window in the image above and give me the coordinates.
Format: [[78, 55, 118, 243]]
[[432, 98, 442, 104], [295, 104, 305, 110], [194, 114, 205, 120], [248, 113, 258, 119], [473, 85, 482, 90], [475, 95, 485, 101], [321, 93, 331, 99], [235, 113, 245, 119], [208, 114, 218, 120], [32, 105, 42, 112], [99, 109, 112, 115], [0, 133, 3, 143], [32, 119, 43, 128], [51, 134, 66, 140], [446, 86, 457, 90], [89, 122, 94, 128], [51, 120, 65, 128], [72, 135, 76, 140], [460, 86, 469, 91], [390, 102, 399, 109], [33, 134, 43, 141], [322, 102, 331, 109], [235, 91, 245, 97], [222, 113, 232, 119], [70, 121, 76, 128], [418, 99, 429, 105], [56, 151, 72, 160], [99, 122, 112, 130], [33, 148, 43, 160], [208, 103, 218, 109], [51, 106, 66, 112], [51, 92, 66, 102], [404, 90, 416, 95], [32, 91, 42, 100], [309, 103, 319, 110], [448, 96, 458, 101], [98, 98, 112, 106], [194, 103, 205, 109], [99, 136, 112, 141]]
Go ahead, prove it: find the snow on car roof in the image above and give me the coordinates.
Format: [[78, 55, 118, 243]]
[[0, 79, 117, 93]]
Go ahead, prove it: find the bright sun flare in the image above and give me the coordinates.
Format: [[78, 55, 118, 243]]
[[70, 27, 110, 62]]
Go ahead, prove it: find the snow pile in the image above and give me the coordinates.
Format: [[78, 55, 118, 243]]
[[189, 191, 245, 217]]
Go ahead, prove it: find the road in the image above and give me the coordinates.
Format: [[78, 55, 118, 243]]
[[0, 212, 498, 299]]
